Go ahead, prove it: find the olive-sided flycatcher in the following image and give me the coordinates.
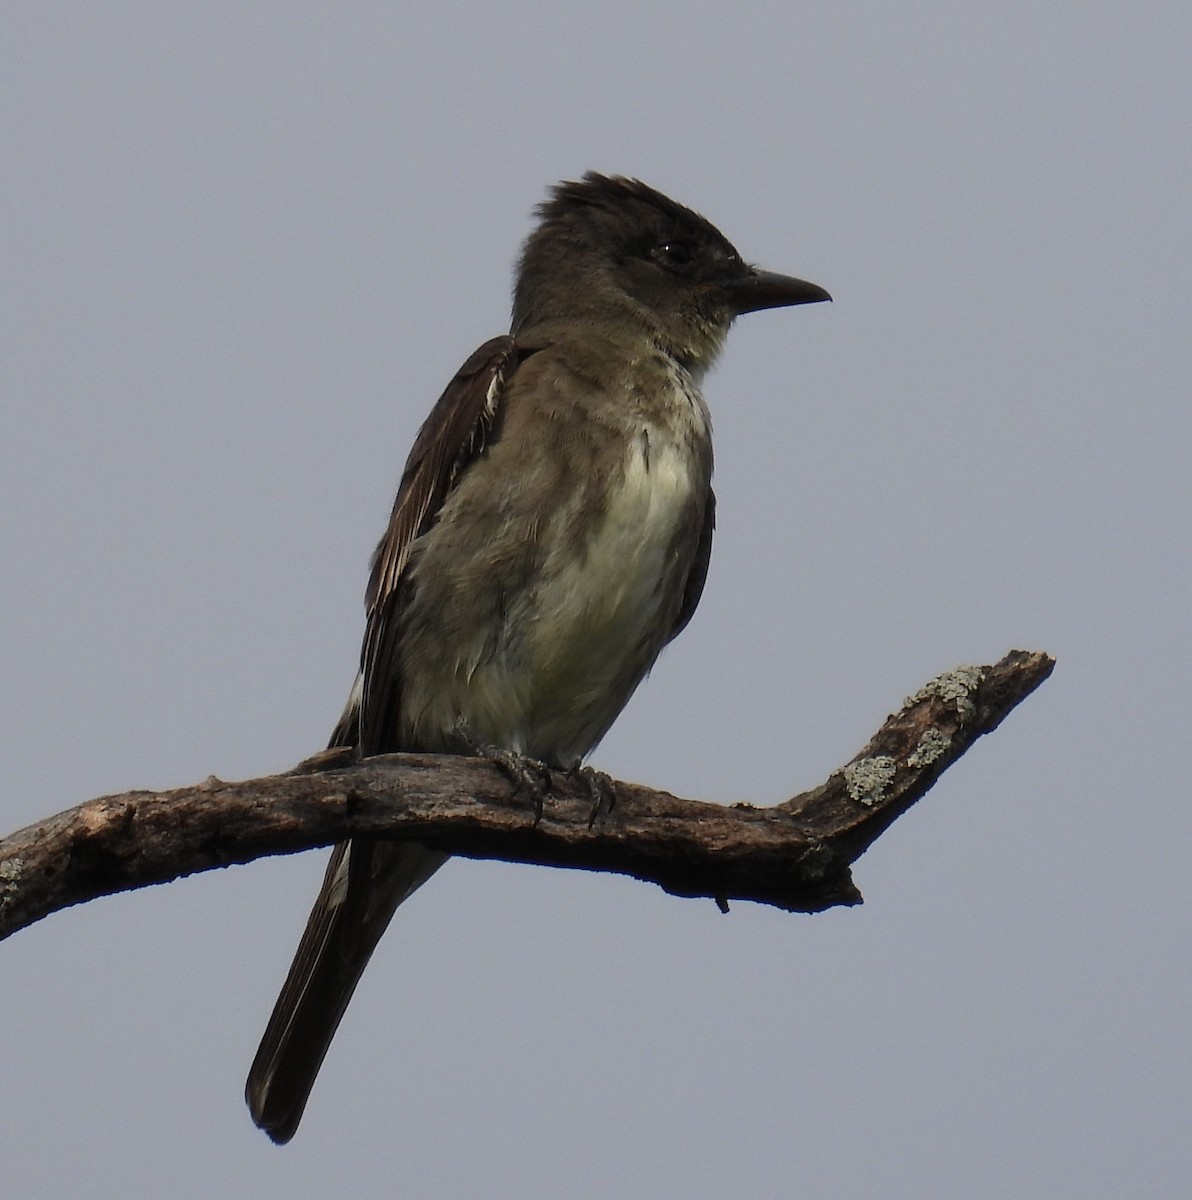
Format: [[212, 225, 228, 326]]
[[246, 173, 830, 1141]]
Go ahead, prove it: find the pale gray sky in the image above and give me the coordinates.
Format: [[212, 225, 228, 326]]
[[3, 3, 1189, 1197]]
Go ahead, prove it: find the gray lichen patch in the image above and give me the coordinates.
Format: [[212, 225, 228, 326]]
[[0, 857, 23, 911], [843, 756, 897, 807], [905, 664, 984, 723], [907, 728, 952, 768]]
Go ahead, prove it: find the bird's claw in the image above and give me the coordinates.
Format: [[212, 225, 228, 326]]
[[570, 765, 616, 829], [489, 747, 553, 825]]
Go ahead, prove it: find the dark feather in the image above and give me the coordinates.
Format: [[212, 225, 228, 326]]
[[669, 489, 715, 642]]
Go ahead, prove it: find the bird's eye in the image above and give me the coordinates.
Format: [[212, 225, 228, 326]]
[[655, 239, 694, 266]]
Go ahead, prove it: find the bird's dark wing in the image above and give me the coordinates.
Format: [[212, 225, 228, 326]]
[[327, 334, 520, 753], [668, 488, 715, 642], [246, 335, 519, 1144]]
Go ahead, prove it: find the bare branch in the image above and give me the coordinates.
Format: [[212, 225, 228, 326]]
[[0, 650, 1053, 941]]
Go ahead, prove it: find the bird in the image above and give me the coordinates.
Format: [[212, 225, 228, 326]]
[[245, 172, 830, 1142]]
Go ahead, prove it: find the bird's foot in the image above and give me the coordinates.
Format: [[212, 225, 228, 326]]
[[453, 720, 553, 824], [489, 747, 554, 825], [569, 764, 616, 829]]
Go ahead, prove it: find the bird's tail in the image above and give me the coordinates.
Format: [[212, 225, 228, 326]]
[[245, 838, 447, 1143]]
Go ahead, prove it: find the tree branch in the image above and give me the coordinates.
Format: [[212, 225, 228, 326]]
[[0, 650, 1052, 941]]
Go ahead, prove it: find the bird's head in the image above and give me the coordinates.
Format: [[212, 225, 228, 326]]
[[512, 173, 830, 370]]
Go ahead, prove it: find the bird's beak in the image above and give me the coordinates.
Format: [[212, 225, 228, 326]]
[[725, 268, 832, 315]]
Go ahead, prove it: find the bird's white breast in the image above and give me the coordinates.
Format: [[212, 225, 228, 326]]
[[543, 361, 709, 654], [584, 423, 699, 618], [497, 373, 709, 762], [402, 359, 712, 766]]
